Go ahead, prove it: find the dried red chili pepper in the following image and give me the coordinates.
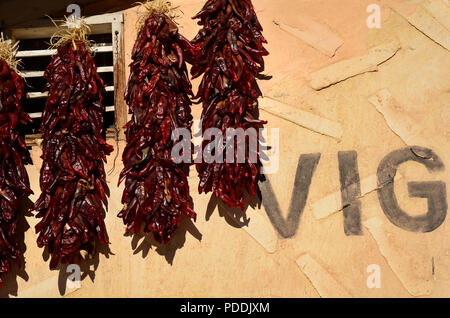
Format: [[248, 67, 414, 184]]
[[0, 53, 33, 287], [119, 9, 197, 244], [191, 0, 269, 210], [33, 38, 113, 270]]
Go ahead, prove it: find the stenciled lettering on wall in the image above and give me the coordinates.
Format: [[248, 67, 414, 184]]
[[261, 147, 447, 238]]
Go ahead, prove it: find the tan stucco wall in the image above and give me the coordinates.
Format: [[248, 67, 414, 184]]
[[2, 0, 450, 297]]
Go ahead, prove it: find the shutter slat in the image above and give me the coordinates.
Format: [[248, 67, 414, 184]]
[[28, 105, 115, 119], [17, 45, 113, 58]]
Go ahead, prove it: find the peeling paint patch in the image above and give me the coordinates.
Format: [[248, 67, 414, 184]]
[[224, 208, 278, 254], [259, 96, 343, 140], [296, 253, 352, 297], [309, 41, 401, 90], [394, 4, 450, 51], [273, 18, 344, 57], [17, 275, 81, 298], [422, 0, 450, 31]]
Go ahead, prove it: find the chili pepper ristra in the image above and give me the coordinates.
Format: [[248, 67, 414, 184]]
[[33, 20, 113, 269], [0, 34, 33, 287], [118, 1, 197, 244], [191, 0, 269, 210]]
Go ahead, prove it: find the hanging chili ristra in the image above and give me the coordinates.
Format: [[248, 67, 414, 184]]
[[0, 35, 33, 287], [118, 1, 197, 244], [33, 21, 113, 269], [191, 0, 269, 210]]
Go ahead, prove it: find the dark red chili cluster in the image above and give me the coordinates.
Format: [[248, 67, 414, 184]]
[[0, 59, 33, 287], [33, 40, 113, 269], [119, 12, 197, 244], [191, 0, 269, 210]]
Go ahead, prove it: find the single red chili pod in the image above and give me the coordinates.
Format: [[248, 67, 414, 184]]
[[33, 23, 113, 270], [0, 37, 33, 287], [119, 4, 196, 244], [191, 0, 269, 211]]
